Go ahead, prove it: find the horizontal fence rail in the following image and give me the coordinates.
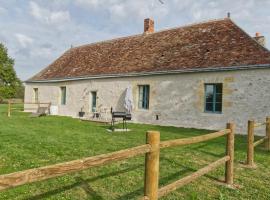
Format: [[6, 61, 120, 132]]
[[7, 100, 51, 117], [160, 129, 230, 149], [0, 123, 235, 200], [246, 117, 270, 167], [254, 122, 266, 128], [158, 156, 230, 198], [253, 136, 268, 147], [0, 144, 150, 191]]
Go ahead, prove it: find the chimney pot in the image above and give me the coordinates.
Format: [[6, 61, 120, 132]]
[[144, 18, 154, 34], [254, 32, 266, 47]]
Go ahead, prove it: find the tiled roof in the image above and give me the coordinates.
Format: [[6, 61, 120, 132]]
[[28, 18, 270, 82]]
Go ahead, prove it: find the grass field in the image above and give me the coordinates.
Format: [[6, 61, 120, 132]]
[[0, 104, 270, 200]]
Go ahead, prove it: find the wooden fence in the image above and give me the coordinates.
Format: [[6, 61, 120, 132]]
[[7, 101, 51, 117], [246, 117, 270, 167], [0, 123, 235, 200]]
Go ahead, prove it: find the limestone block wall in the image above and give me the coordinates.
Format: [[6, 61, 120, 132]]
[[24, 68, 270, 135]]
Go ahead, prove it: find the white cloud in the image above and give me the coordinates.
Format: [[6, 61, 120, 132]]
[[29, 1, 70, 24], [14, 33, 33, 48], [75, 0, 101, 8], [74, 0, 169, 22], [109, 4, 126, 19], [0, 7, 7, 15], [189, 2, 222, 20]]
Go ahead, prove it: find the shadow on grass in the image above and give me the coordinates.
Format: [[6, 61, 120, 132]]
[[24, 156, 228, 200], [116, 166, 193, 200], [160, 156, 225, 184], [25, 164, 143, 200], [75, 177, 104, 200], [188, 143, 226, 158], [117, 158, 223, 200], [24, 142, 240, 200]]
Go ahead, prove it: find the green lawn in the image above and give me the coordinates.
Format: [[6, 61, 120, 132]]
[[0, 104, 269, 200]]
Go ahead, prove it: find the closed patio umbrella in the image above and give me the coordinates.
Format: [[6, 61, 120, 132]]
[[124, 86, 134, 113]]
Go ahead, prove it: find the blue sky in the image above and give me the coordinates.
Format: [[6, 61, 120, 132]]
[[0, 0, 270, 81]]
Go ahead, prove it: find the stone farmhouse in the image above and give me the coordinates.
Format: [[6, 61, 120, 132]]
[[24, 18, 270, 133]]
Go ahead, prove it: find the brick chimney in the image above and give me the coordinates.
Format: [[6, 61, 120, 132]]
[[144, 18, 154, 34], [254, 32, 266, 47]]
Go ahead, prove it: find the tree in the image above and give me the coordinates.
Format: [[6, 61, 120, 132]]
[[0, 43, 23, 100]]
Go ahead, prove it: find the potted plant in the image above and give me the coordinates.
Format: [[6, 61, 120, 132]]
[[78, 107, 85, 117]]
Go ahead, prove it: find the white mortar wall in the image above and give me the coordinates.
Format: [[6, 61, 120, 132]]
[[24, 68, 270, 135]]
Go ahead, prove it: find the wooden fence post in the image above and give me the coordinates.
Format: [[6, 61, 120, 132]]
[[265, 117, 270, 151], [225, 123, 235, 185], [7, 100, 11, 117], [247, 120, 255, 166], [144, 131, 160, 200]]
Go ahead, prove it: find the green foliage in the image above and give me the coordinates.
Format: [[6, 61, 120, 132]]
[[14, 84, 25, 99], [0, 43, 23, 99]]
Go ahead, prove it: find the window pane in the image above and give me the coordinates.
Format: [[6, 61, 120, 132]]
[[33, 88, 38, 103], [138, 86, 143, 108], [139, 86, 143, 98], [143, 86, 146, 109], [204, 83, 223, 113], [205, 85, 214, 102], [215, 93, 222, 103], [205, 85, 214, 94], [215, 103, 222, 112], [61, 87, 66, 105], [91, 92, 97, 112], [205, 93, 214, 103], [144, 85, 149, 109], [205, 103, 213, 112], [138, 100, 143, 109], [143, 86, 146, 108], [138, 85, 149, 109], [216, 84, 222, 93]]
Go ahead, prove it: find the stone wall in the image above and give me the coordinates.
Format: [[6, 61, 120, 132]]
[[25, 68, 270, 135]]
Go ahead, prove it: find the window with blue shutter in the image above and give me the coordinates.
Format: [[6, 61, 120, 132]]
[[138, 85, 150, 109], [205, 83, 222, 113]]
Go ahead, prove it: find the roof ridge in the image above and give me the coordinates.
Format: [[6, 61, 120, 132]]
[[148, 17, 229, 35], [72, 18, 229, 50]]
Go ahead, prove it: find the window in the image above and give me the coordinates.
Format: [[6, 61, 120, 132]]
[[33, 88, 38, 103], [205, 84, 222, 113], [60, 86, 66, 105], [91, 91, 97, 112], [138, 85, 150, 109]]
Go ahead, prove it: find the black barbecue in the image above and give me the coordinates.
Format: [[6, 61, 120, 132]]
[[111, 111, 132, 131]]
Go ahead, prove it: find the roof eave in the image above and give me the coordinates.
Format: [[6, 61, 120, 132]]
[[25, 64, 270, 83]]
